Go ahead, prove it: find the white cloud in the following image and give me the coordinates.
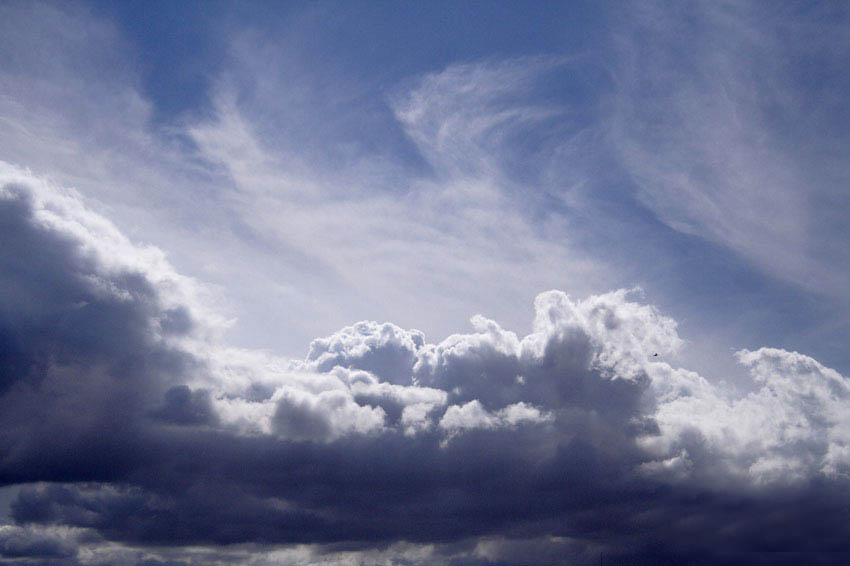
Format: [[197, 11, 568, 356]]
[[497, 401, 552, 427], [305, 321, 425, 384], [400, 402, 437, 436], [391, 56, 570, 178], [610, 1, 850, 301], [645, 347, 850, 484], [439, 400, 498, 432], [438, 400, 552, 439], [271, 386, 386, 442]]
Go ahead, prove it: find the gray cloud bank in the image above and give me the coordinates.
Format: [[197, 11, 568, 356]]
[[3, 166, 850, 565]]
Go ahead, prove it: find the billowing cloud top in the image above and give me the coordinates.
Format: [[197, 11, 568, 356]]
[[3, 166, 850, 565]]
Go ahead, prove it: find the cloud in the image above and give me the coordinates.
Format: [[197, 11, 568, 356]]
[[6, 167, 850, 564], [151, 385, 218, 426], [610, 1, 850, 301], [438, 400, 552, 442], [647, 346, 850, 485], [391, 56, 571, 179], [0, 525, 78, 560], [0, 171, 211, 487], [0, 2, 849, 563], [305, 321, 425, 384], [185, 54, 608, 355]]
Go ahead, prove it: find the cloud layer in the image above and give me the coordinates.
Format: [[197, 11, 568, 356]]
[[4, 167, 850, 564]]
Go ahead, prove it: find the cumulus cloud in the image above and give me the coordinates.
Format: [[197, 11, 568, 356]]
[[438, 400, 552, 443], [647, 346, 850, 485], [305, 321, 425, 384], [5, 166, 850, 564]]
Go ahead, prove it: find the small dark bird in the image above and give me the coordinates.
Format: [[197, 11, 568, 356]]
[[653, 353, 658, 357]]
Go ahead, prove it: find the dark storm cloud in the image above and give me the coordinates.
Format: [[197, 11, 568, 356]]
[[0, 184, 205, 489], [0, 525, 77, 560], [5, 177, 850, 565], [151, 386, 218, 426]]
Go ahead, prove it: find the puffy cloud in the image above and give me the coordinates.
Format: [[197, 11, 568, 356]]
[[271, 386, 386, 442], [647, 347, 850, 485], [7, 166, 850, 563], [305, 321, 425, 384], [439, 400, 498, 433], [439, 400, 551, 437]]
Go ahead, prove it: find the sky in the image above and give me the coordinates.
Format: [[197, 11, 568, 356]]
[[1, 1, 850, 564]]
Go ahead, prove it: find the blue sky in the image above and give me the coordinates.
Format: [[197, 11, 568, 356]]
[[2, 1, 850, 564]]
